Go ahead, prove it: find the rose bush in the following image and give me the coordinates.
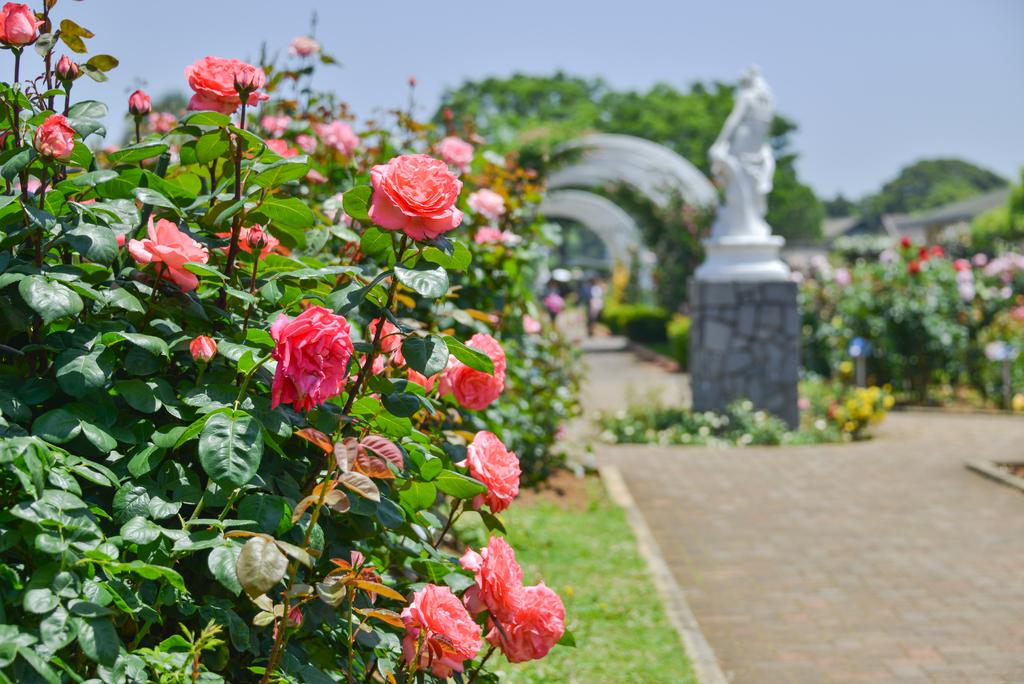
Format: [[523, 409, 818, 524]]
[[800, 239, 1024, 405], [0, 5, 577, 682]]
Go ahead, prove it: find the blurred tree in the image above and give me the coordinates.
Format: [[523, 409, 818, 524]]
[[823, 193, 857, 217], [437, 74, 823, 243], [968, 168, 1024, 252], [859, 158, 1007, 224]]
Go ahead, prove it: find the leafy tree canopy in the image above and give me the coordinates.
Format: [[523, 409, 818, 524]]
[[860, 158, 1006, 224]]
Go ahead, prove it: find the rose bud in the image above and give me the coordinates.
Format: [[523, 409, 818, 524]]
[[55, 55, 79, 82], [245, 225, 268, 252], [189, 335, 217, 363], [408, 75, 417, 88], [33, 114, 76, 162], [0, 3, 43, 47], [233, 64, 266, 99], [128, 90, 151, 117]]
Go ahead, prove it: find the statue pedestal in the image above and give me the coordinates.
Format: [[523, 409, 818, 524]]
[[694, 235, 790, 282], [688, 279, 800, 427]]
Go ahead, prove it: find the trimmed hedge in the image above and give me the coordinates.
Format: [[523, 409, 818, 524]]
[[601, 303, 670, 343], [667, 314, 691, 371]]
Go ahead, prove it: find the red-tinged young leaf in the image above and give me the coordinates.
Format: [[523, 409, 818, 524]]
[[339, 471, 380, 502], [355, 608, 404, 629], [235, 536, 288, 598], [296, 427, 333, 453], [352, 580, 405, 602]]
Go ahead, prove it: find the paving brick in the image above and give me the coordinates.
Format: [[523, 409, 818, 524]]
[[580, 342, 1024, 683]]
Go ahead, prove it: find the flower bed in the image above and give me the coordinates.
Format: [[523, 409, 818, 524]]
[[0, 5, 580, 682], [598, 380, 893, 446]]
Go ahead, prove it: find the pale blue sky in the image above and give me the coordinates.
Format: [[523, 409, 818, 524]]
[[36, 0, 1024, 198]]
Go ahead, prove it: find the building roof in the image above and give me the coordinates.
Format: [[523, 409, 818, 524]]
[[887, 187, 1010, 232]]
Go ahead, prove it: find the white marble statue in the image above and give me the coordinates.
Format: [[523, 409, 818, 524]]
[[696, 66, 790, 281]]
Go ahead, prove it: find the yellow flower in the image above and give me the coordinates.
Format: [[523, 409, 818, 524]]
[[843, 421, 856, 433], [883, 395, 895, 409], [839, 361, 854, 376], [1013, 394, 1024, 412], [830, 316, 843, 329]]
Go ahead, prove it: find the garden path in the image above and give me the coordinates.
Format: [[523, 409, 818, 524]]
[[583, 338, 1024, 684]]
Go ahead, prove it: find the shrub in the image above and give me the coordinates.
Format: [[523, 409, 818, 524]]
[[601, 303, 669, 343], [0, 10, 577, 683], [666, 314, 690, 370]]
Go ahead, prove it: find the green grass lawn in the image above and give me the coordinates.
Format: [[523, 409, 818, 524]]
[[479, 476, 695, 684]]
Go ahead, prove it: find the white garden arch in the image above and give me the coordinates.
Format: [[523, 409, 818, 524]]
[[542, 133, 716, 289]]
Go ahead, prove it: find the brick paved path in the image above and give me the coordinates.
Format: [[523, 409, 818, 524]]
[[586, 340, 1024, 684]]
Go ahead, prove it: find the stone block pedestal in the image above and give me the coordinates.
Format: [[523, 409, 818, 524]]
[[688, 279, 800, 427]]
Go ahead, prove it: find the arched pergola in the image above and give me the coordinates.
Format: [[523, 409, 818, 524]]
[[542, 134, 716, 290], [538, 189, 655, 291], [548, 133, 718, 209]]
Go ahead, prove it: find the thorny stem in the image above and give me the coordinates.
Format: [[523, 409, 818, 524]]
[[432, 499, 462, 549], [466, 646, 496, 684], [263, 236, 410, 684], [222, 102, 248, 287], [340, 234, 411, 417]]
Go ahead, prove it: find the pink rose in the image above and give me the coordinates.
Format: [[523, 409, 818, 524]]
[[369, 154, 463, 242], [441, 333, 506, 410], [459, 536, 524, 619], [266, 138, 299, 158], [437, 136, 474, 172], [149, 112, 177, 133], [270, 306, 354, 412], [189, 335, 217, 362], [401, 584, 481, 679], [216, 225, 279, 259], [407, 368, 436, 392], [523, 314, 541, 334], [306, 169, 327, 184], [260, 114, 292, 137], [289, 35, 320, 57], [487, 582, 565, 663], [55, 55, 79, 82], [466, 431, 520, 513], [295, 134, 317, 154], [467, 189, 506, 221], [128, 218, 209, 292], [474, 226, 518, 245], [185, 56, 269, 114], [834, 267, 851, 287], [368, 317, 403, 354], [128, 90, 151, 116], [314, 120, 359, 156], [33, 114, 76, 162], [0, 3, 42, 46]]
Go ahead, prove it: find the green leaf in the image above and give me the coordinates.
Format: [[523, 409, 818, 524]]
[[395, 264, 449, 299], [442, 336, 494, 374], [359, 227, 393, 259], [208, 543, 242, 595], [67, 100, 106, 120], [237, 495, 290, 536], [67, 170, 118, 188], [235, 536, 288, 598], [59, 19, 94, 53], [342, 185, 372, 222], [198, 411, 263, 490], [76, 617, 118, 666], [401, 335, 449, 376], [557, 629, 577, 647], [252, 196, 314, 230], [23, 588, 58, 614], [133, 187, 178, 212], [478, 510, 506, 534], [181, 261, 226, 282], [105, 331, 170, 358], [65, 223, 118, 264], [19, 276, 83, 325], [115, 379, 159, 413], [108, 142, 167, 165], [180, 111, 231, 127], [85, 54, 118, 72], [32, 408, 82, 444], [252, 159, 311, 188], [435, 470, 487, 499], [127, 445, 163, 477], [195, 131, 230, 164], [120, 516, 161, 545], [423, 241, 472, 271], [382, 392, 420, 418], [55, 347, 113, 397], [2, 148, 36, 182]]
